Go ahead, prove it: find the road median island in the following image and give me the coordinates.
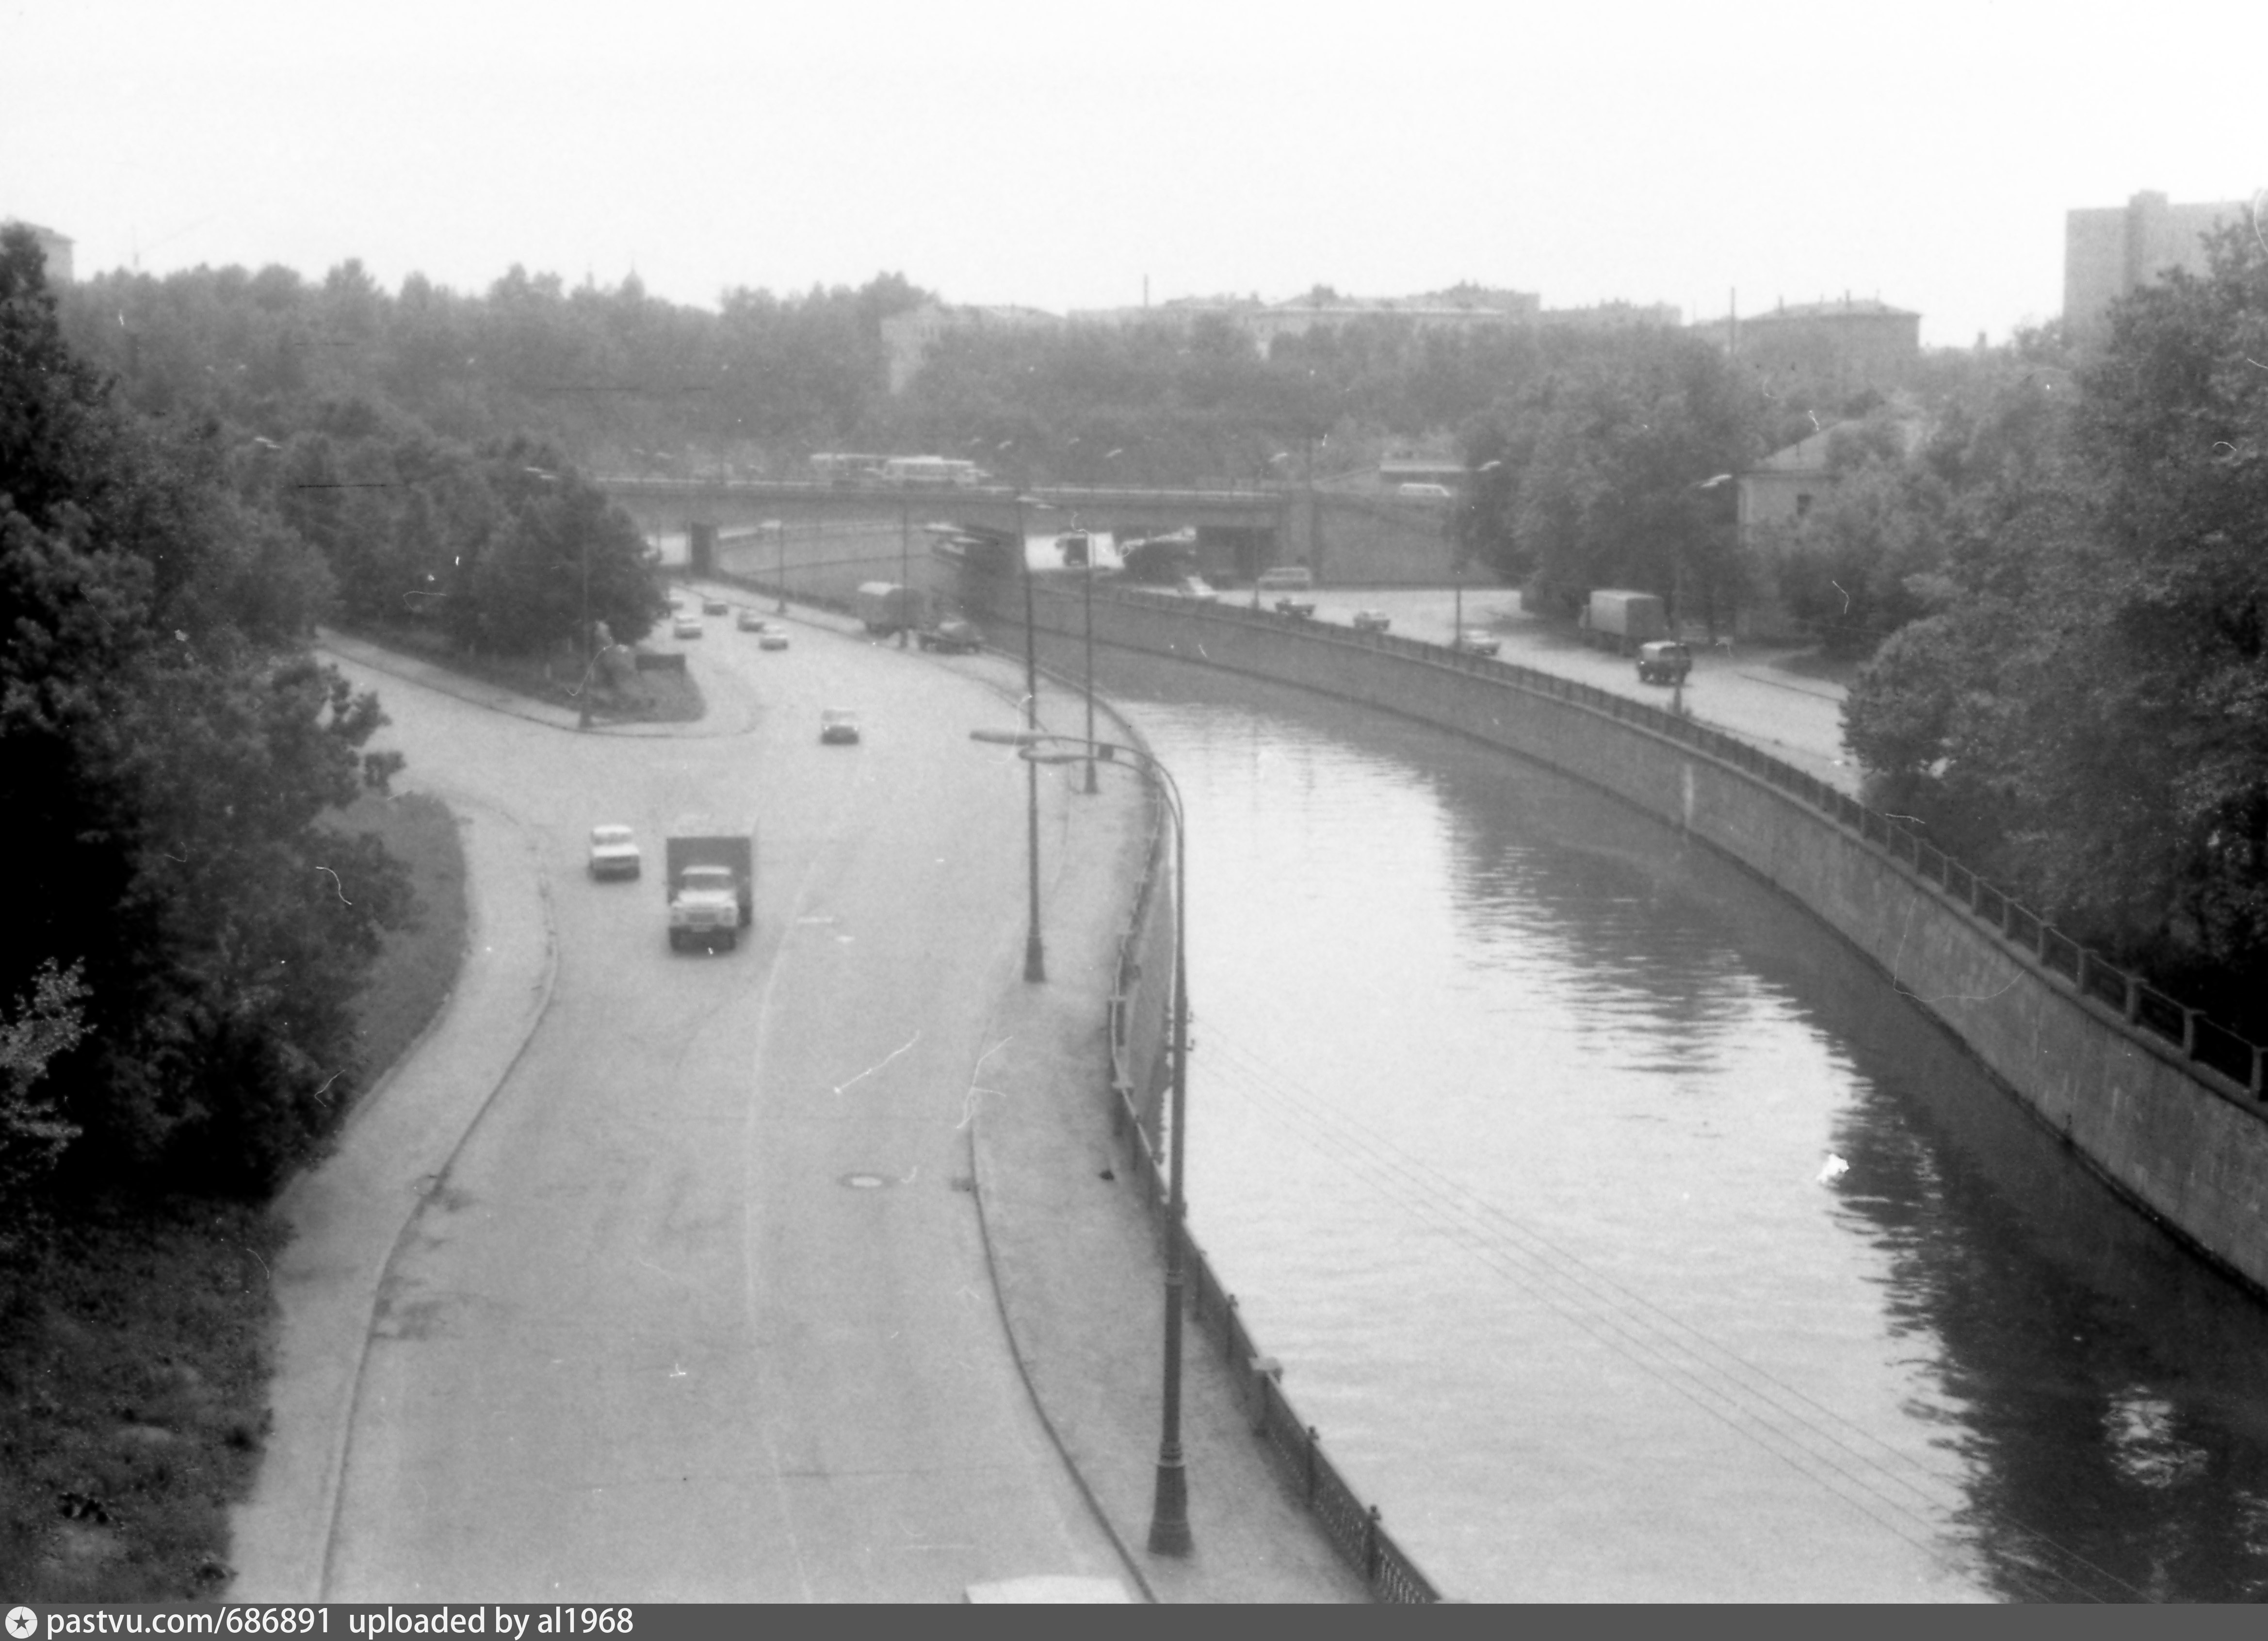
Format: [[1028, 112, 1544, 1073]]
[[964, 701, 1370, 1604], [315, 626, 705, 730]]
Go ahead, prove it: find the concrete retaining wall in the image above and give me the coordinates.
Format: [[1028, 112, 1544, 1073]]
[[980, 573, 2268, 1296]]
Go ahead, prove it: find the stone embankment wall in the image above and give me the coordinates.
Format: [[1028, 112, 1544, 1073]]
[[986, 575, 2268, 1297]]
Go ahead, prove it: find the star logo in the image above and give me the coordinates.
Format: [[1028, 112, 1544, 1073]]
[[7, 1607, 39, 1640]]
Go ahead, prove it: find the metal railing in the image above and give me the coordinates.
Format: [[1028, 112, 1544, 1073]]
[[1097, 584, 2268, 1105], [1099, 710, 1444, 1604]]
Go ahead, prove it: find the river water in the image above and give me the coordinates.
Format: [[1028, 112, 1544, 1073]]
[[1092, 651, 2268, 1603]]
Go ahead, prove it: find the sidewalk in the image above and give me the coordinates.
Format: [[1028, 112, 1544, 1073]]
[[966, 710, 1371, 1603], [227, 794, 558, 1600]]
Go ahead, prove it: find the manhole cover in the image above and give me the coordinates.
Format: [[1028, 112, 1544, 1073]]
[[841, 1172, 891, 1190]]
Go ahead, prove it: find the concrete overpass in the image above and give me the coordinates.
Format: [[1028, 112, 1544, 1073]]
[[597, 477, 1289, 582]]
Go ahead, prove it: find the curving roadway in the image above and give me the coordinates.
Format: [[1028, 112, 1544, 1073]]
[[258, 602, 1135, 1600]]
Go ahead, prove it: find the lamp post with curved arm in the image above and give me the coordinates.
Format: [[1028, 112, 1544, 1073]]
[[970, 726, 1194, 1555]]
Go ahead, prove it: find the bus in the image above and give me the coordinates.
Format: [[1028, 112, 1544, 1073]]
[[877, 455, 988, 488], [810, 453, 888, 486]]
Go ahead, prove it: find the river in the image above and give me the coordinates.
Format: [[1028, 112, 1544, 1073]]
[[1091, 650, 2268, 1603]]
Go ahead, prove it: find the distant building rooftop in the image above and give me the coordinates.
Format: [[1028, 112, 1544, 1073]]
[[3, 218, 74, 283]]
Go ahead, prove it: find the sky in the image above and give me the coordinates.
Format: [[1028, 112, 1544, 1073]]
[[6, 0, 2265, 350]]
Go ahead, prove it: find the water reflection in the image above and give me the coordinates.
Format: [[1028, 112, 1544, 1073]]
[[1089, 649, 2268, 1602]]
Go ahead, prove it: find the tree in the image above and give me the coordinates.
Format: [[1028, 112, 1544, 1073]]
[[1457, 330, 1764, 618], [1840, 218, 2268, 1031], [1, 224, 408, 1192]]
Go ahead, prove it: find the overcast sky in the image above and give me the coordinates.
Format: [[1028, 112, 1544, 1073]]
[[6, 0, 2263, 349]]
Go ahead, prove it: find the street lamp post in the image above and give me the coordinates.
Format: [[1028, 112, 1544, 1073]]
[[579, 532, 592, 731], [772, 519, 787, 614], [971, 728, 1192, 1555], [1080, 526, 1099, 795], [1016, 492, 1046, 983], [899, 506, 911, 650]]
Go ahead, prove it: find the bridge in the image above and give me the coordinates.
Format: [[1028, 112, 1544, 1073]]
[[596, 477, 1290, 580]]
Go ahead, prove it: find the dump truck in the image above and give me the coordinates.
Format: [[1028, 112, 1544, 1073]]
[[665, 819, 755, 952], [1582, 589, 1669, 655], [855, 581, 923, 637]]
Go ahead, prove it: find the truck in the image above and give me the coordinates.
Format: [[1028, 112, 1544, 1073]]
[[855, 581, 923, 637], [665, 820, 755, 952], [1581, 589, 1669, 655]]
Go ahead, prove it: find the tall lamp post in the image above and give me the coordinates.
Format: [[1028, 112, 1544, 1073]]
[[524, 465, 586, 728], [1073, 522, 1099, 795], [766, 519, 787, 615], [1013, 491, 1050, 983], [972, 728, 1192, 1555]]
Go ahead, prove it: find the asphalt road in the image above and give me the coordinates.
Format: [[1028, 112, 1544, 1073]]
[[310, 603, 1129, 1600], [1274, 586, 1861, 795]]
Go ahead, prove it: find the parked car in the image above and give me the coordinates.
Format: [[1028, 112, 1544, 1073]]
[[1351, 610, 1393, 633], [587, 824, 641, 880], [1636, 640, 1693, 684], [702, 596, 729, 616], [916, 614, 984, 653], [820, 708, 860, 745], [735, 608, 767, 632], [673, 612, 703, 638], [758, 628, 790, 651], [1451, 629, 1500, 656], [1170, 576, 1219, 601]]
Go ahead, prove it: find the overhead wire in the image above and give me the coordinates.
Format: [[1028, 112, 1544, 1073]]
[[1191, 1017, 2143, 1602]]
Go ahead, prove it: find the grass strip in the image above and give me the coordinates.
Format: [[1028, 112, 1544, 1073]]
[[0, 786, 468, 1599]]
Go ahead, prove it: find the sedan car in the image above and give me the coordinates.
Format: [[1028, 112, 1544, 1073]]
[[820, 708, 860, 745], [1636, 640, 1693, 684], [758, 628, 790, 651], [587, 824, 641, 880], [1450, 629, 1501, 657], [702, 596, 730, 616], [672, 612, 703, 638], [735, 608, 767, 632], [1351, 610, 1393, 633]]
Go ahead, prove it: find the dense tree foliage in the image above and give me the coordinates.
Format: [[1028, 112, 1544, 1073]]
[[1, 227, 407, 1198], [59, 262, 929, 474], [1453, 331, 1765, 627], [1842, 222, 2268, 1028]]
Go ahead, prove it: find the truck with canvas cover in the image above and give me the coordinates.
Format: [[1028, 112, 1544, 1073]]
[[856, 582, 923, 636], [1582, 588, 1669, 655], [665, 819, 755, 951]]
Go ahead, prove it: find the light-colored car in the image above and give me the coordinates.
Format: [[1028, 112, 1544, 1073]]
[[673, 612, 703, 638], [758, 627, 790, 651], [587, 824, 641, 880], [1451, 629, 1501, 656], [1351, 609, 1393, 633], [1397, 482, 1454, 501], [1170, 576, 1219, 601], [701, 596, 729, 616], [735, 608, 767, 632], [820, 707, 860, 745]]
